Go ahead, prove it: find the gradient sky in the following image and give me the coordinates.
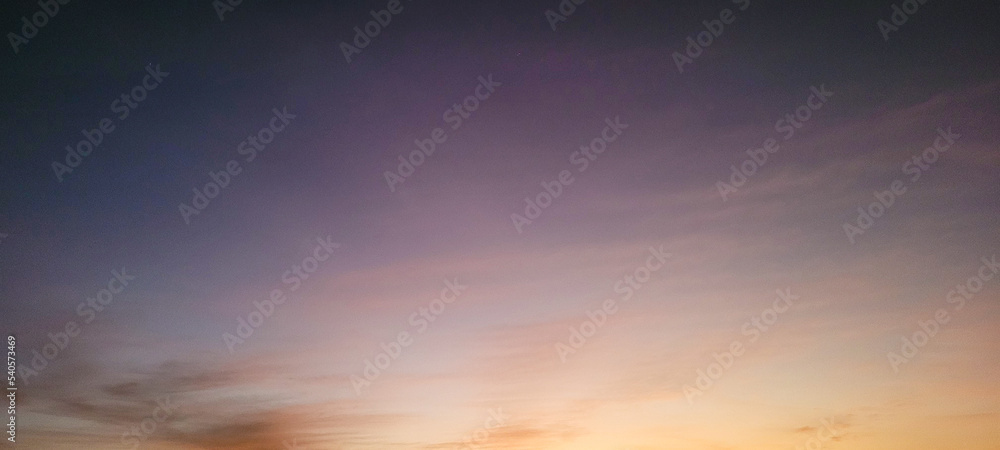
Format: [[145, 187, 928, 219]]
[[2, 0, 999, 449]]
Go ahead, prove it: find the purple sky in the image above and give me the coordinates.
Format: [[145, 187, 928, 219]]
[[1, 0, 999, 448]]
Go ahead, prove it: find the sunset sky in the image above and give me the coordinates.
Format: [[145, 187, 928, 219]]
[[1, 0, 999, 449]]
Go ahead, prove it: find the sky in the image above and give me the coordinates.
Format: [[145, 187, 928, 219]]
[[1, 0, 999, 448]]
